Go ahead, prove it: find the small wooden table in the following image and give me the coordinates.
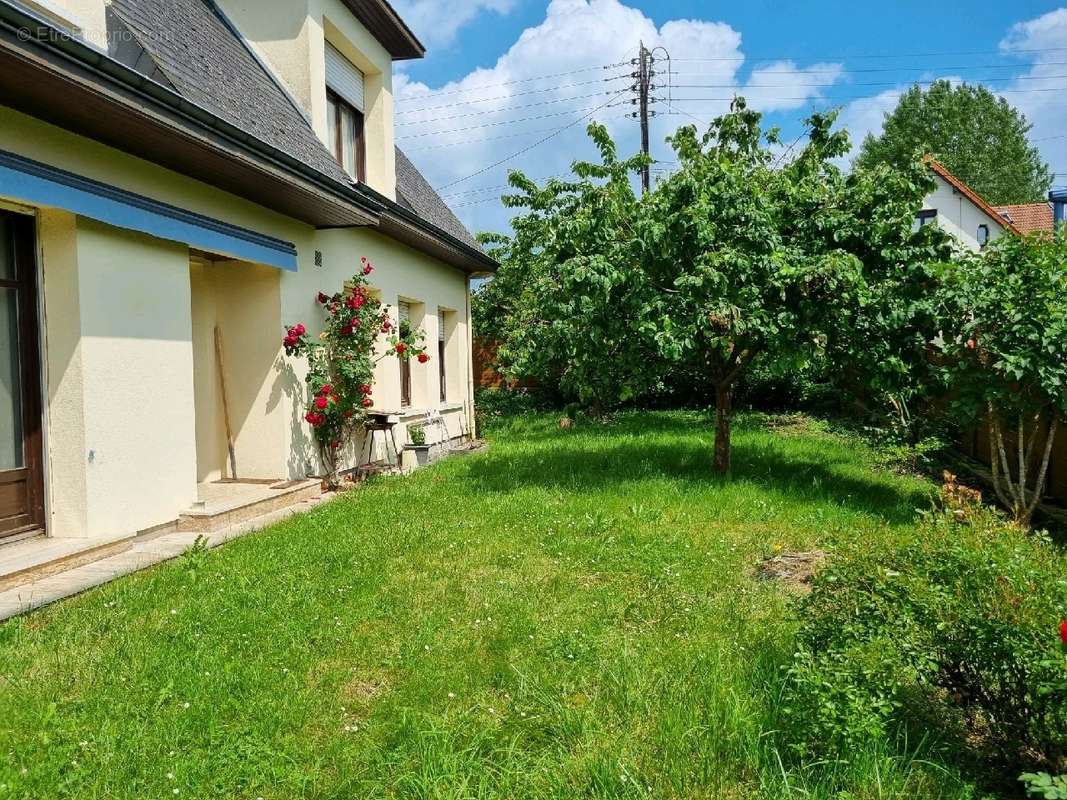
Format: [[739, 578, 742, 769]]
[[359, 411, 401, 469]]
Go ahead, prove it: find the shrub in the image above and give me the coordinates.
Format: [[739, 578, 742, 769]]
[[474, 386, 559, 424], [781, 505, 1067, 781]]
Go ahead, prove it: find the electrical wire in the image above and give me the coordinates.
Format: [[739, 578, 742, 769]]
[[434, 88, 632, 191], [395, 62, 627, 100], [396, 75, 631, 115], [397, 91, 620, 126]]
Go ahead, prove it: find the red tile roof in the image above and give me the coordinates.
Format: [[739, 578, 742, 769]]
[[925, 159, 1022, 235], [992, 203, 1055, 234]]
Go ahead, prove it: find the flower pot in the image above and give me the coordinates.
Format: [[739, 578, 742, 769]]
[[404, 444, 431, 467]]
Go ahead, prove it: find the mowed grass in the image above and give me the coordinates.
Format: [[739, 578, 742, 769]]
[[0, 412, 977, 799]]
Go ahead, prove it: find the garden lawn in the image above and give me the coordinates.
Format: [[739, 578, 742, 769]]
[[0, 412, 978, 799]]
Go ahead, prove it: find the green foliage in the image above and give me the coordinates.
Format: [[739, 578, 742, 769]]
[[856, 80, 1053, 205], [783, 506, 1067, 780], [479, 125, 656, 409], [484, 101, 951, 471], [1022, 772, 1067, 799], [940, 230, 1067, 425], [474, 386, 559, 427], [407, 425, 427, 446], [938, 230, 1067, 523]]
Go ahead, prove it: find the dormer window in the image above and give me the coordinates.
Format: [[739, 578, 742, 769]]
[[325, 44, 366, 182]]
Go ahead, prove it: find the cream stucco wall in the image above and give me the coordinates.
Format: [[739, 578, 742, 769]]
[[280, 226, 473, 477], [214, 0, 397, 199], [1, 106, 476, 538], [190, 259, 287, 483], [922, 175, 1008, 252], [36, 216, 200, 539]]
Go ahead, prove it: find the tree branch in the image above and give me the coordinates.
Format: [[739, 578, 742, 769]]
[[1024, 415, 1058, 521]]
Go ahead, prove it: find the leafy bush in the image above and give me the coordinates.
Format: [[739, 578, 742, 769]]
[[475, 387, 559, 425], [782, 506, 1067, 781], [1022, 772, 1067, 799]]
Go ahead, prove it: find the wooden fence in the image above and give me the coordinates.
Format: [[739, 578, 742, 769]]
[[958, 417, 1067, 505]]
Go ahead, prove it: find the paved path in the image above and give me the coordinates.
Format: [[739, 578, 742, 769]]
[[0, 494, 332, 621]]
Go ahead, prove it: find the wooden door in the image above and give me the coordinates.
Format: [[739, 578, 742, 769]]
[[0, 212, 44, 539]]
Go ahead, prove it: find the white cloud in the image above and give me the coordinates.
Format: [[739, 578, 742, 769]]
[[1000, 9, 1067, 187], [834, 8, 1067, 182], [390, 0, 518, 48], [395, 0, 845, 233]]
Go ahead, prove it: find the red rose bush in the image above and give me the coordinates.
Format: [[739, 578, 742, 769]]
[[283, 257, 430, 485]]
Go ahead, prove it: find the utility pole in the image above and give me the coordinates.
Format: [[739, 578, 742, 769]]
[[636, 41, 652, 194]]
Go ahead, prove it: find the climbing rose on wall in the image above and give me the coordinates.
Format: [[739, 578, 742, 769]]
[[282, 258, 429, 487]]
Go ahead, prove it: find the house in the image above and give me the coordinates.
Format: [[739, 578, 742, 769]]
[[1051, 187, 1067, 226], [993, 202, 1055, 235], [917, 160, 1020, 250], [0, 0, 496, 552]]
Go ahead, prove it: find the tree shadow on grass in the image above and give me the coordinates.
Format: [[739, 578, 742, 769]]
[[466, 418, 932, 526]]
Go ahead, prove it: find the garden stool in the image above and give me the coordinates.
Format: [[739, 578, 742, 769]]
[[359, 416, 400, 469]]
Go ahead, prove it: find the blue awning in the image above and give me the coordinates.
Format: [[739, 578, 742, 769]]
[[0, 149, 298, 270]]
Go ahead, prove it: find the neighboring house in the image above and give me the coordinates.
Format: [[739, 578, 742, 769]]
[[993, 202, 1055, 235], [917, 161, 1020, 250], [0, 0, 496, 548], [1051, 188, 1067, 226]]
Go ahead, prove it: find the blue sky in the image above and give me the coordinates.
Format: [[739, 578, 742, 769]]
[[390, 0, 1067, 235]]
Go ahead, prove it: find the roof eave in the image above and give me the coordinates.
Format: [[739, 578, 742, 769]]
[[926, 158, 1022, 236], [0, 2, 383, 228], [339, 0, 425, 60], [354, 183, 497, 274]]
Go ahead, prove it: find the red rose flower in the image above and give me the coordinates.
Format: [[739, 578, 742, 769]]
[[330, 441, 340, 450], [361, 396, 374, 408], [1061, 619, 1067, 645], [294, 324, 306, 336], [381, 320, 392, 333], [284, 335, 297, 347], [359, 384, 372, 395], [341, 325, 353, 336], [350, 318, 361, 328], [314, 396, 329, 410], [317, 292, 329, 304], [360, 256, 368, 263], [363, 264, 373, 276], [395, 342, 407, 355], [318, 384, 333, 396], [417, 353, 430, 364]]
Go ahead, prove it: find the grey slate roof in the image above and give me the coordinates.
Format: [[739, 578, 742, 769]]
[[395, 147, 481, 250], [106, 0, 481, 253]]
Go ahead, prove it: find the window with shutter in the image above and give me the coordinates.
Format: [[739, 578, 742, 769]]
[[325, 44, 366, 182]]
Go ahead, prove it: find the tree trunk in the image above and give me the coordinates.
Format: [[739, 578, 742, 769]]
[[713, 383, 732, 474]]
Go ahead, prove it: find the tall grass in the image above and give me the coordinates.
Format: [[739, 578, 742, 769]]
[[0, 412, 979, 799]]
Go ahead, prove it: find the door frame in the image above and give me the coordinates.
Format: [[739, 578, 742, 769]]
[[0, 211, 44, 538]]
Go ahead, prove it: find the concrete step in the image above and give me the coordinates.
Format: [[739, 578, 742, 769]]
[[178, 479, 322, 533]]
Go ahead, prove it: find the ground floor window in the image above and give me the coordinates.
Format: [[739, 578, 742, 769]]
[[438, 309, 447, 403], [398, 301, 412, 408]]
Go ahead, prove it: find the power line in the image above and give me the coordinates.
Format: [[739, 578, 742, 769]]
[[671, 73, 1067, 91], [396, 75, 630, 115], [670, 45, 1067, 63], [435, 88, 632, 192], [397, 62, 627, 101], [663, 85, 1067, 104], [396, 107, 616, 139], [403, 125, 570, 153], [397, 91, 618, 126]]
